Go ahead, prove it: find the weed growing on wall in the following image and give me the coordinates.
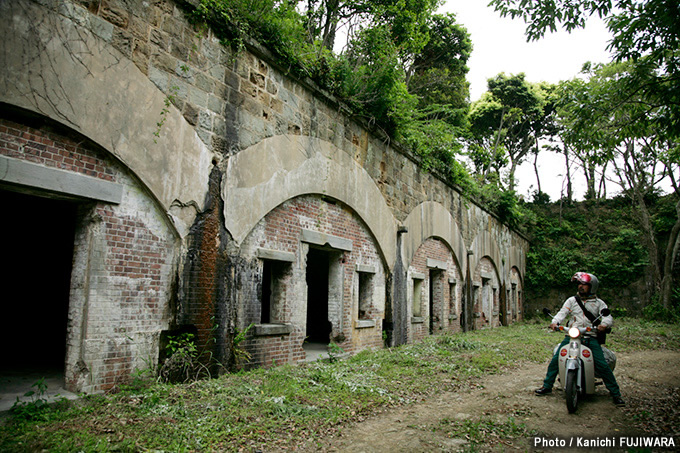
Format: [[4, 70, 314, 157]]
[[158, 332, 207, 383], [231, 323, 254, 370], [153, 85, 179, 144]]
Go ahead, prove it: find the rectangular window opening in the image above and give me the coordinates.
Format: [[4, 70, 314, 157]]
[[413, 278, 423, 317], [449, 281, 457, 319], [261, 259, 290, 324], [358, 272, 374, 320]]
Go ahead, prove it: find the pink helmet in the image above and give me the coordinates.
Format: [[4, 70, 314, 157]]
[[571, 272, 599, 294]]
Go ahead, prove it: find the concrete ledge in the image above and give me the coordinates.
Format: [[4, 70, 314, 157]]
[[411, 316, 424, 324], [301, 229, 353, 252], [253, 323, 293, 336], [0, 156, 123, 204], [356, 264, 376, 274], [355, 319, 376, 329], [412, 272, 425, 280], [427, 258, 447, 270], [256, 248, 296, 262]]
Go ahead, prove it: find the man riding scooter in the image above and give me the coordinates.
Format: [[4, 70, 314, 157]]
[[535, 272, 625, 407]]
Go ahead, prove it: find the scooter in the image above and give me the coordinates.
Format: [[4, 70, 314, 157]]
[[543, 308, 617, 413]]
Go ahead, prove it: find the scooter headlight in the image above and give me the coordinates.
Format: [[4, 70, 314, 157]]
[[568, 327, 581, 339]]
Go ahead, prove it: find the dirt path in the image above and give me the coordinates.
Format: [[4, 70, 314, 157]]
[[313, 350, 680, 452]]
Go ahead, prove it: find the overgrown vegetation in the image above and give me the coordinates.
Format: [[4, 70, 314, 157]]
[[186, 0, 486, 196], [2, 319, 677, 451], [522, 194, 680, 318]]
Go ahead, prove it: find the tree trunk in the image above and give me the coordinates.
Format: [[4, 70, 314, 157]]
[[620, 141, 662, 304], [321, 0, 340, 50], [562, 142, 573, 204], [597, 161, 608, 199], [508, 157, 517, 192], [585, 163, 596, 200], [660, 198, 680, 309], [533, 150, 542, 195]]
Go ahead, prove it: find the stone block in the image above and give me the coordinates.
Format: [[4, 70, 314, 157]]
[[89, 14, 114, 41]]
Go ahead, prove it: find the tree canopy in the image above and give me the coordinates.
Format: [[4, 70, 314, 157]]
[[191, 0, 476, 189], [489, 0, 680, 143]]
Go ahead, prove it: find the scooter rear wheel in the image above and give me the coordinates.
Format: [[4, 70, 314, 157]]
[[566, 369, 579, 413]]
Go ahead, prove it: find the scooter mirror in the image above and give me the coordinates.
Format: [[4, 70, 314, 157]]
[[542, 308, 551, 317], [601, 308, 611, 317]]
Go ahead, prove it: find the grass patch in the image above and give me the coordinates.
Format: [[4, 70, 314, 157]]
[[606, 317, 680, 352], [1, 319, 676, 451], [438, 415, 538, 448]]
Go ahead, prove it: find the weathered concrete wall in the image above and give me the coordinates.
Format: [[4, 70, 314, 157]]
[[0, 0, 529, 390], [0, 0, 213, 237]]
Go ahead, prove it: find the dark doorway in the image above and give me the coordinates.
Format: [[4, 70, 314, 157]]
[[0, 190, 77, 373], [305, 248, 332, 344], [429, 270, 442, 335]]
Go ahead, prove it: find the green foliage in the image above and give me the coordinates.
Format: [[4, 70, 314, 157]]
[[158, 332, 201, 383], [408, 13, 472, 109], [477, 186, 526, 229], [467, 73, 548, 192], [158, 330, 224, 384], [524, 198, 652, 295], [490, 0, 680, 143], [327, 342, 346, 363], [232, 323, 254, 369], [187, 0, 476, 190], [10, 377, 51, 421], [642, 295, 680, 324]]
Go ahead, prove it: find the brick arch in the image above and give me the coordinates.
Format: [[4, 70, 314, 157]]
[[469, 229, 503, 285], [509, 266, 524, 322], [0, 0, 213, 237], [402, 201, 467, 273], [506, 245, 526, 286], [223, 134, 398, 269], [510, 265, 524, 289], [472, 255, 502, 328]]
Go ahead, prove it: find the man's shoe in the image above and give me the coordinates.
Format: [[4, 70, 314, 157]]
[[613, 396, 625, 406], [535, 387, 552, 395]]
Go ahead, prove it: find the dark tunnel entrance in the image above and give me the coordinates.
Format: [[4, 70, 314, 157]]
[[305, 247, 332, 346], [0, 190, 77, 375]]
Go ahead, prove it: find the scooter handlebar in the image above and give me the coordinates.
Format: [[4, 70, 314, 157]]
[[550, 325, 592, 333]]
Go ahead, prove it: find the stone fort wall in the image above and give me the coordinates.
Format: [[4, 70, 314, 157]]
[[0, 0, 528, 391]]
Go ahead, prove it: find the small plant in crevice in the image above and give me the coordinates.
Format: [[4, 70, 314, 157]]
[[231, 323, 254, 370], [159, 332, 205, 383], [158, 319, 228, 383], [153, 85, 180, 143], [10, 377, 62, 420], [327, 342, 345, 363]]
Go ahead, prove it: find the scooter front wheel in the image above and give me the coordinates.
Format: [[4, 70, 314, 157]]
[[566, 368, 579, 413]]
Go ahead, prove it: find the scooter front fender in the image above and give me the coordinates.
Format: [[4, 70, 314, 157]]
[[580, 344, 595, 394]]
